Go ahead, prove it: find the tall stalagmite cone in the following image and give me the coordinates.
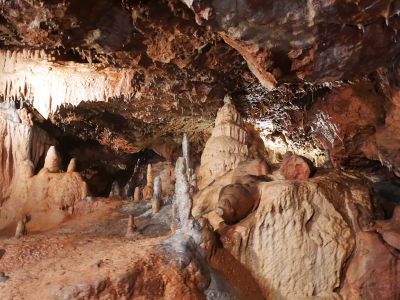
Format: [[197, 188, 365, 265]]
[[152, 176, 162, 214], [126, 214, 136, 237], [133, 186, 141, 203], [173, 157, 192, 229], [67, 158, 77, 172], [143, 164, 154, 200], [43, 146, 62, 172]]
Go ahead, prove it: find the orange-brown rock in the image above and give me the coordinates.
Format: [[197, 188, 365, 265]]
[[217, 181, 260, 225], [308, 82, 385, 167], [150, 137, 177, 161], [0, 102, 53, 205], [197, 96, 248, 189], [280, 153, 313, 180], [341, 204, 400, 300], [193, 159, 270, 226], [133, 186, 141, 203], [143, 164, 154, 201], [218, 171, 371, 299]]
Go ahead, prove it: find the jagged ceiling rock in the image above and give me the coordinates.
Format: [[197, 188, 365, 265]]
[[182, 0, 400, 88]]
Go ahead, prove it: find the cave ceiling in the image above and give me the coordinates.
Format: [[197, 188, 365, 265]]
[[0, 0, 400, 172]]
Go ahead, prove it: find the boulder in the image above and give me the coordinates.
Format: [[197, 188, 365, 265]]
[[280, 153, 313, 180]]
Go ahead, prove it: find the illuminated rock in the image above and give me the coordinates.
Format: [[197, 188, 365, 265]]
[[197, 96, 248, 189]]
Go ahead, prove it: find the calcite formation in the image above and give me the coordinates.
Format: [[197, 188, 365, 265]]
[[217, 178, 261, 225], [143, 164, 154, 201], [67, 158, 77, 173], [0, 101, 53, 205], [0, 1, 400, 299], [133, 186, 141, 203], [219, 171, 370, 299], [152, 176, 162, 214], [43, 146, 62, 173], [193, 158, 270, 227], [197, 96, 249, 189]]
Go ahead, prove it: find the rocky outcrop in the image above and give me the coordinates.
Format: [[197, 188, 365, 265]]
[[0, 146, 89, 232], [0, 101, 53, 205], [197, 97, 248, 189], [218, 171, 372, 299]]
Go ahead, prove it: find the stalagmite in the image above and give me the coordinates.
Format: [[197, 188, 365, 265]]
[[133, 187, 141, 203], [174, 157, 192, 229], [143, 164, 154, 200], [182, 133, 190, 180], [197, 95, 248, 189], [152, 176, 162, 214], [126, 214, 136, 237], [15, 215, 30, 238], [109, 181, 121, 199], [67, 158, 77, 172], [43, 146, 61, 173]]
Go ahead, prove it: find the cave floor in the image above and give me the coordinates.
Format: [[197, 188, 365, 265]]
[[0, 198, 264, 300]]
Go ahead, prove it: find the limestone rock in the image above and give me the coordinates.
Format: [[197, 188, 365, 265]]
[[280, 153, 313, 180], [218, 171, 371, 299], [143, 164, 154, 201], [109, 181, 121, 199], [0, 102, 52, 205], [197, 98, 248, 189], [133, 187, 141, 203], [43, 146, 62, 173], [126, 215, 136, 237], [217, 180, 261, 225], [150, 137, 177, 161], [152, 176, 162, 214], [193, 159, 270, 226], [67, 158, 77, 172], [341, 204, 400, 299]]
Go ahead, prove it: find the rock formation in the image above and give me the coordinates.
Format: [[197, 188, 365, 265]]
[[43, 146, 62, 173], [133, 187, 141, 203], [0, 101, 52, 205], [0, 1, 400, 299], [340, 203, 400, 299], [143, 164, 154, 201], [217, 178, 261, 225], [280, 153, 314, 180], [126, 214, 136, 237], [109, 181, 121, 199], [193, 159, 270, 227], [67, 158, 77, 172], [219, 171, 369, 299], [182, 133, 191, 180], [197, 96, 248, 189], [15, 215, 29, 239], [152, 176, 162, 214]]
